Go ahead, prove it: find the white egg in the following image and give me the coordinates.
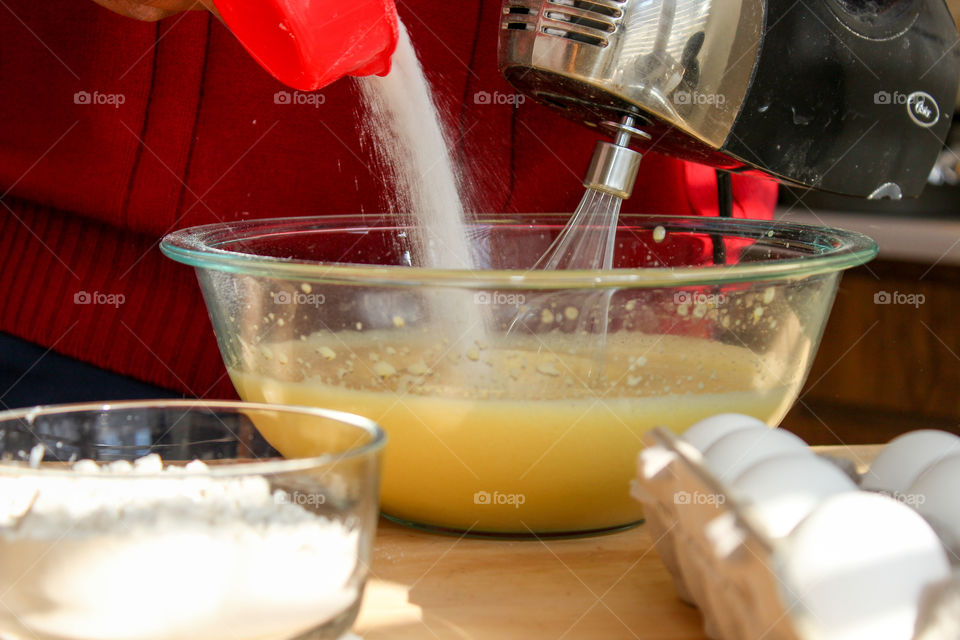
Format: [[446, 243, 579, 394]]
[[862, 430, 960, 495], [782, 492, 950, 640], [906, 453, 960, 554], [681, 413, 770, 453], [703, 427, 810, 483], [732, 453, 857, 538]]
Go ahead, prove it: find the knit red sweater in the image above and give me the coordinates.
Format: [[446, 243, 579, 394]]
[[0, 1, 777, 398]]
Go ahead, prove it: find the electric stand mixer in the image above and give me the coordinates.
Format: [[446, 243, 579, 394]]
[[499, 0, 960, 203]]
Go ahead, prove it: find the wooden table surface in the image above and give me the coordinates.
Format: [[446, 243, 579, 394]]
[[355, 445, 878, 639]]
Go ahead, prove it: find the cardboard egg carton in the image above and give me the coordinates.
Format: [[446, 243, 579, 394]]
[[631, 427, 960, 640]]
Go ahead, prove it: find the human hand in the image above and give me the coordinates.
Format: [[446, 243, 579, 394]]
[[90, 0, 217, 22]]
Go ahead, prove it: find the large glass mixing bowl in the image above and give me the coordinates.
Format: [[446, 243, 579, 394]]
[[162, 214, 877, 537]]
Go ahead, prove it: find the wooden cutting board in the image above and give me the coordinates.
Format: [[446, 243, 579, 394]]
[[355, 445, 877, 639]]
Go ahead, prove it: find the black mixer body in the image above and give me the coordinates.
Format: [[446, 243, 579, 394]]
[[499, 0, 960, 198]]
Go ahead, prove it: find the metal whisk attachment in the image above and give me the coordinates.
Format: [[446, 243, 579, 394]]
[[507, 116, 650, 345], [528, 114, 650, 274]]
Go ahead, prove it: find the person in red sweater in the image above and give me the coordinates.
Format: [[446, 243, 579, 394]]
[[0, 0, 777, 408]]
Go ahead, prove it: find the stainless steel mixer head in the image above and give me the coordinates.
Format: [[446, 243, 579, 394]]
[[499, 0, 960, 199]]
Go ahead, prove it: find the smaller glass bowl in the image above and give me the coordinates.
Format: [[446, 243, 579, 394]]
[[0, 400, 385, 640]]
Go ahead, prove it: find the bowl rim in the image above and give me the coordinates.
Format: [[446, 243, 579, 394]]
[[0, 399, 386, 478], [160, 214, 879, 289]]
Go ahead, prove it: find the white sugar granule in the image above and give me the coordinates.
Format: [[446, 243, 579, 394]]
[[0, 456, 359, 640]]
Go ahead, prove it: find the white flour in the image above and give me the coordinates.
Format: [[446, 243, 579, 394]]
[[358, 23, 476, 272], [0, 455, 359, 640]]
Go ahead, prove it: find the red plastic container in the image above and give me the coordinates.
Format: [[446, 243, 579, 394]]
[[212, 0, 399, 91]]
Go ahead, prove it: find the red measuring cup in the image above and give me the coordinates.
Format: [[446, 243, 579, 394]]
[[212, 0, 399, 91]]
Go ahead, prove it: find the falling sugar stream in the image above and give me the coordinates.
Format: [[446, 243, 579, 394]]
[[358, 23, 475, 272], [358, 22, 485, 339]]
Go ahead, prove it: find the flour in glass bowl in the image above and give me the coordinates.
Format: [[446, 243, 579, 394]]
[[0, 452, 359, 640]]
